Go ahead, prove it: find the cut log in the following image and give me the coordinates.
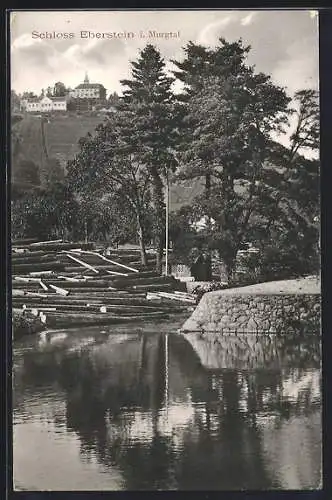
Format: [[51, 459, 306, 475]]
[[29, 271, 55, 277], [41, 311, 170, 328], [72, 251, 156, 264], [65, 253, 99, 273], [11, 255, 57, 265], [29, 239, 63, 246], [13, 250, 57, 258], [39, 280, 48, 291], [12, 295, 179, 307], [12, 262, 64, 274], [56, 287, 124, 293], [25, 242, 94, 252], [12, 238, 40, 245], [14, 301, 186, 314], [48, 284, 69, 296], [64, 264, 134, 274], [13, 277, 41, 283], [72, 250, 140, 273], [57, 276, 86, 282], [111, 276, 176, 288], [155, 291, 196, 303], [12, 279, 115, 289], [132, 283, 177, 291], [104, 270, 128, 276]]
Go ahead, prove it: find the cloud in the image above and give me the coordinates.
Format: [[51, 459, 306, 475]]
[[241, 12, 256, 26], [198, 15, 234, 45], [10, 10, 319, 98], [11, 33, 42, 51]]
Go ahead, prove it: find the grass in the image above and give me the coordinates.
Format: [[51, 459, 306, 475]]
[[13, 113, 103, 174]]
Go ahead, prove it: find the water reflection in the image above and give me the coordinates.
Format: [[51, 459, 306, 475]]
[[13, 328, 321, 491]]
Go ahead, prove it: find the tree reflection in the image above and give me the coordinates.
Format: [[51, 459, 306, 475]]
[[13, 330, 321, 490]]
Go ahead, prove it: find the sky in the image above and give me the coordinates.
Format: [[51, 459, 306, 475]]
[[10, 9, 319, 98]]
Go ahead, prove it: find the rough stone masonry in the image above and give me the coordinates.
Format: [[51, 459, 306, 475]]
[[181, 277, 321, 334]]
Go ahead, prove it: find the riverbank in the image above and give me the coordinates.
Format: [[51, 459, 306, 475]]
[[181, 276, 321, 334]]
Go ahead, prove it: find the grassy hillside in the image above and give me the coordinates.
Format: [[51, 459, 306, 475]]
[[12, 112, 204, 210], [12, 113, 104, 177]]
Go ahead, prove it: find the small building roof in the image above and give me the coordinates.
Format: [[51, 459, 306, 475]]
[[50, 96, 67, 101], [75, 83, 106, 90]]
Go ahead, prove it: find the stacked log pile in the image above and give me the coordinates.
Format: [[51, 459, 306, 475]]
[[12, 240, 197, 330]]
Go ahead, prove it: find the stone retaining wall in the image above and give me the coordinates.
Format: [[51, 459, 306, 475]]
[[181, 291, 321, 334]]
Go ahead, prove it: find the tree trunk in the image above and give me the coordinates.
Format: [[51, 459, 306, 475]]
[[150, 169, 164, 275], [84, 220, 88, 244], [205, 172, 212, 279], [137, 213, 147, 266]]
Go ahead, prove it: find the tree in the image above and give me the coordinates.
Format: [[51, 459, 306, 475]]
[[11, 182, 79, 240], [53, 82, 67, 97], [12, 159, 40, 196], [172, 39, 291, 282], [21, 91, 38, 99], [66, 122, 152, 262], [11, 90, 21, 113], [119, 44, 180, 273], [108, 91, 120, 108], [11, 113, 23, 161], [42, 158, 65, 187], [264, 89, 320, 233]]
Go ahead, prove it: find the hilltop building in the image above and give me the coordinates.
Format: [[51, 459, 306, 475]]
[[69, 73, 107, 100], [21, 95, 68, 113]]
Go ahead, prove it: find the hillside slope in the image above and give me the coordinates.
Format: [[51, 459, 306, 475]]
[[12, 113, 204, 210], [12, 113, 104, 173]]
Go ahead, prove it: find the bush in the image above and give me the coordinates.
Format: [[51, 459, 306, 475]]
[[12, 312, 45, 338]]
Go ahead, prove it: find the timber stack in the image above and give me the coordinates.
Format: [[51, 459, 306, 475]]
[[12, 239, 197, 330]]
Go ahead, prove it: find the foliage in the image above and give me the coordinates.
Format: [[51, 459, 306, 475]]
[[53, 82, 67, 97], [41, 158, 65, 187], [67, 45, 181, 269], [11, 90, 21, 113], [119, 44, 182, 271], [12, 159, 40, 198], [171, 39, 319, 282], [11, 182, 80, 241], [12, 311, 45, 338]]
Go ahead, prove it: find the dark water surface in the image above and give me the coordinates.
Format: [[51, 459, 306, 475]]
[[13, 321, 322, 491]]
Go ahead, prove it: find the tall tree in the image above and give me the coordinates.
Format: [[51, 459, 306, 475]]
[[119, 44, 180, 273], [172, 39, 291, 281], [67, 122, 152, 263]]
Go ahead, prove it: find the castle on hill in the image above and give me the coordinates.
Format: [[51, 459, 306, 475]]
[[21, 73, 107, 113]]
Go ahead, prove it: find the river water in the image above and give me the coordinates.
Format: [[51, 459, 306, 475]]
[[12, 320, 322, 491]]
